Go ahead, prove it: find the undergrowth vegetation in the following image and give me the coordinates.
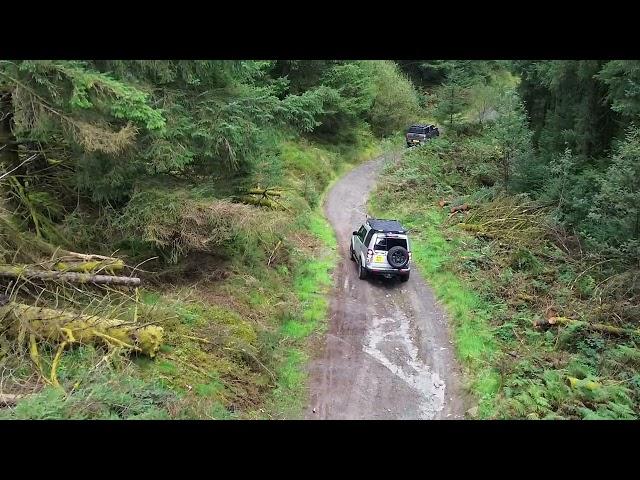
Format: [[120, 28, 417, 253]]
[[373, 133, 640, 419], [371, 61, 640, 419], [0, 60, 407, 419]]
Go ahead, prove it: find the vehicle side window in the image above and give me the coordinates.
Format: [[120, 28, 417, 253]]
[[357, 226, 367, 242], [364, 230, 375, 247]]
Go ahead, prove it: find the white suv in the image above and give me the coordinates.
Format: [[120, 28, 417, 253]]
[[349, 218, 411, 282]]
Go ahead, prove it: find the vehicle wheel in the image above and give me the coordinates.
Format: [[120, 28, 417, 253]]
[[387, 246, 409, 269], [358, 261, 367, 280], [349, 243, 355, 261], [400, 273, 410, 282]]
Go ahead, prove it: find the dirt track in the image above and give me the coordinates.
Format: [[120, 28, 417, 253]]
[[306, 152, 465, 420]]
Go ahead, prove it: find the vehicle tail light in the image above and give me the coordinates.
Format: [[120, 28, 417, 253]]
[[408, 252, 412, 261], [367, 249, 373, 261]]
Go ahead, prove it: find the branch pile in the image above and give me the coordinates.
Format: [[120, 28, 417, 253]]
[[455, 196, 549, 247]]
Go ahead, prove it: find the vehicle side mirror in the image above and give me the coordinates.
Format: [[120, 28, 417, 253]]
[[353, 231, 358, 236]]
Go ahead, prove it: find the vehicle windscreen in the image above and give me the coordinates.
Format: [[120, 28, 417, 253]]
[[373, 236, 408, 251]]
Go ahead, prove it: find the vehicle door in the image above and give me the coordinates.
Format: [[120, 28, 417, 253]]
[[353, 225, 367, 258]]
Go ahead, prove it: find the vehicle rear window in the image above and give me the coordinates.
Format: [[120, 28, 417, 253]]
[[373, 236, 407, 251], [408, 126, 426, 134]]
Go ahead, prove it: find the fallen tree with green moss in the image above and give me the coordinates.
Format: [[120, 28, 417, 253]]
[[0, 298, 163, 387], [0, 301, 163, 357]]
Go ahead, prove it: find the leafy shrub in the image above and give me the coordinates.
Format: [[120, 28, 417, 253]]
[[365, 61, 421, 137]]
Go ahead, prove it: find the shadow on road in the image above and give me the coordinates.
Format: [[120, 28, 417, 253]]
[[347, 260, 406, 290]]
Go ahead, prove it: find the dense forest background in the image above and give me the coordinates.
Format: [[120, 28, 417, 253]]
[[401, 60, 640, 266], [0, 60, 420, 262], [1, 59, 639, 419]]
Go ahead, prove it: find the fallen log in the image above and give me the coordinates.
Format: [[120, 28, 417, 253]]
[[0, 302, 163, 357], [0, 265, 140, 286], [59, 251, 120, 262], [52, 259, 124, 274], [245, 188, 283, 197], [515, 293, 536, 302], [458, 222, 482, 232], [237, 195, 278, 209], [236, 186, 288, 209], [533, 316, 640, 337], [457, 223, 495, 239], [450, 203, 470, 214]]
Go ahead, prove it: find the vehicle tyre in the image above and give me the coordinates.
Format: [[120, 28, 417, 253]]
[[399, 272, 410, 282], [358, 260, 367, 279], [387, 246, 409, 268], [349, 243, 355, 261]]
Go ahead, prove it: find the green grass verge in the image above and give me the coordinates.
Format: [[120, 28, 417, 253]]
[[267, 136, 390, 418], [370, 184, 500, 418], [269, 210, 336, 418]]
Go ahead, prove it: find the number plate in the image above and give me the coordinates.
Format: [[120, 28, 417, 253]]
[[374, 255, 385, 263]]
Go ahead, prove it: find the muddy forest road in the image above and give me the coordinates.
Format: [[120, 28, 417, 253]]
[[306, 152, 466, 420]]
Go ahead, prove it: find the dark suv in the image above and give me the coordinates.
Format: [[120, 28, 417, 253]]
[[406, 124, 439, 147]]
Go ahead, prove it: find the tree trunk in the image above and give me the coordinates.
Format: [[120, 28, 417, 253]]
[[0, 265, 140, 286], [502, 152, 511, 191]]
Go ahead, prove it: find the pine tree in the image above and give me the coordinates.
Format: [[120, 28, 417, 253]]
[[491, 90, 533, 191], [587, 127, 640, 262], [434, 65, 471, 129]]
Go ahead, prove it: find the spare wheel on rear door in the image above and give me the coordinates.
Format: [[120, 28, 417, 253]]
[[387, 245, 409, 268]]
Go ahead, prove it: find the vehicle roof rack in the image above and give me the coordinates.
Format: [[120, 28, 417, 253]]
[[366, 218, 407, 234]]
